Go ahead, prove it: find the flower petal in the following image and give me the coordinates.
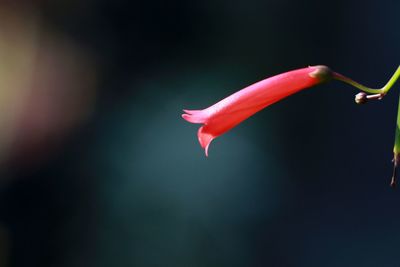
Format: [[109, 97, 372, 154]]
[[181, 109, 208, 124], [198, 126, 214, 157], [183, 66, 332, 155]]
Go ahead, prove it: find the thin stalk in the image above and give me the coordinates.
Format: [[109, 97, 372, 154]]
[[333, 66, 400, 95], [391, 93, 400, 187]]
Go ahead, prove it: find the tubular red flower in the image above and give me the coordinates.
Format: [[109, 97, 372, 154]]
[[182, 65, 332, 156]]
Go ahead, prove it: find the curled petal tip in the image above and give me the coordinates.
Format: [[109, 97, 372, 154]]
[[198, 126, 214, 157], [182, 110, 207, 124], [205, 144, 209, 157], [181, 113, 191, 121], [183, 109, 202, 114]]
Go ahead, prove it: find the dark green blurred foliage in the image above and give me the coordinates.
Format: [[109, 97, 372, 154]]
[[1, 0, 400, 267]]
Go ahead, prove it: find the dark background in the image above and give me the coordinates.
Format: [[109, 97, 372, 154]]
[[0, 0, 399, 266]]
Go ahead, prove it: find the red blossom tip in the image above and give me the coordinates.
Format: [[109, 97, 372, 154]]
[[198, 126, 214, 157], [181, 109, 207, 123]]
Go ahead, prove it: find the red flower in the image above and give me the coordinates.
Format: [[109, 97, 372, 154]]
[[182, 65, 332, 156]]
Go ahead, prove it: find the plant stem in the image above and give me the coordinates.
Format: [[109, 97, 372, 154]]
[[394, 93, 400, 155], [391, 93, 400, 187], [333, 66, 400, 95]]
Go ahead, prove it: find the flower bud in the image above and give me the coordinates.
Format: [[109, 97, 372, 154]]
[[355, 92, 368, 104]]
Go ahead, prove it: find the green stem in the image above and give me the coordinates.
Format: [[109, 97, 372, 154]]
[[394, 93, 400, 155], [333, 66, 400, 95], [391, 93, 400, 187]]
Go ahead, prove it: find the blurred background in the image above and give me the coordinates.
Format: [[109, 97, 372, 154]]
[[0, 0, 399, 266]]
